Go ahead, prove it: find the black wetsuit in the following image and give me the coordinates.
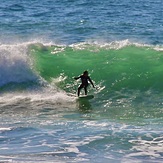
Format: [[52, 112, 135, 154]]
[[79, 75, 90, 88], [74, 74, 94, 96]]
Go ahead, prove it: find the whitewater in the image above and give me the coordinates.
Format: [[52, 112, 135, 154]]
[[0, 0, 163, 162]]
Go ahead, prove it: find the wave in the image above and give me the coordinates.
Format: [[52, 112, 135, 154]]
[[1, 40, 163, 101], [0, 40, 163, 122], [29, 40, 163, 93]]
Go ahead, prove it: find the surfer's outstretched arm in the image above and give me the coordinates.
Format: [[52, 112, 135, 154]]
[[74, 76, 80, 80]]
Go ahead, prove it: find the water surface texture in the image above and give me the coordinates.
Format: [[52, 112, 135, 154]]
[[0, 0, 163, 162]]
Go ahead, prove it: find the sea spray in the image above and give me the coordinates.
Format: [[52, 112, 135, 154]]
[[0, 43, 38, 89]]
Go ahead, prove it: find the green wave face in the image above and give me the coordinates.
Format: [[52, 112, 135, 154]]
[[30, 43, 163, 93]]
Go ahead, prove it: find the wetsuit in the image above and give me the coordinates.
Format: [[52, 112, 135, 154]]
[[75, 75, 94, 96]]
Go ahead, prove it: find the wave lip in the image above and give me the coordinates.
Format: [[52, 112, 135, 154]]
[[0, 43, 39, 89]]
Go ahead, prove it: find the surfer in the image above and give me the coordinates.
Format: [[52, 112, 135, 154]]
[[74, 70, 95, 96]]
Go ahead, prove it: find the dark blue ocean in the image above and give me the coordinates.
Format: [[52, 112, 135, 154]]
[[0, 0, 163, 162]]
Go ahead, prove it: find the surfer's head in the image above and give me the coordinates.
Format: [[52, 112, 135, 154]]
[[83, 70, 88, 76]]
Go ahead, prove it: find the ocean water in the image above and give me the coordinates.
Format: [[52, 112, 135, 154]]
[[0, 0, 163, 162]]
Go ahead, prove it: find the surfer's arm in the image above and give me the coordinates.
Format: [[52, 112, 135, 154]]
[[88, 77, 95, 88], [74, 76, 80, 80]]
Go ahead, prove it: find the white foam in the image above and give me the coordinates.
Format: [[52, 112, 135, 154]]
[[0, 88, 76, 109], [0, 127, 12, 131], [0, 43, 38, 87]]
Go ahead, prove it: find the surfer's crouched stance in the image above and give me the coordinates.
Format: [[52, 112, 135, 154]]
[[74, 70, 95, 96]]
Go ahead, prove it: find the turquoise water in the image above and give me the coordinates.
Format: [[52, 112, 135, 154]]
[[0, 0, 163, 162]]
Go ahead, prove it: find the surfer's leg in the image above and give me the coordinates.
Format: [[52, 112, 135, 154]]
[[77, 88, 80, 96], [84, 87, 87, 95], [78, 84, 83, 96], [84, 84, 88, 95]]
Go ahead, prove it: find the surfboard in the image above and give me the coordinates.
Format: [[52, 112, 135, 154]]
[[78, 95, 94, 100]]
